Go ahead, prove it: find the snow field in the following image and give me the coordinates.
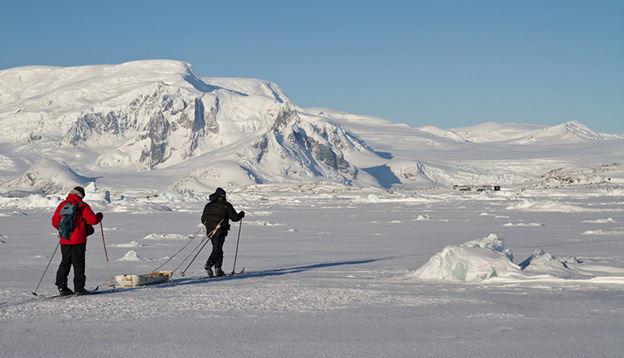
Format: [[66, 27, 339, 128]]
[[0, 185, 623, 357]]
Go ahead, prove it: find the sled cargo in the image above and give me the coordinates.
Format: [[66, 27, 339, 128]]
[[114, 271, 173, 287]]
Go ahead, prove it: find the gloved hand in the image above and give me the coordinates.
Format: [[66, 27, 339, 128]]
[[96, 212, 104, 221], [239, 211, 245, 219]]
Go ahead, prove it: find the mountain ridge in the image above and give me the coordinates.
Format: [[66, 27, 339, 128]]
[[0, 60, 622, 194]]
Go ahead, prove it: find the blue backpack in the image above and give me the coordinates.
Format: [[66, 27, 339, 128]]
[[57, 201, 81, 240]]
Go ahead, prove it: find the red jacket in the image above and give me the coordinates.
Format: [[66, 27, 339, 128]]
[[51, 193, 103, 245]]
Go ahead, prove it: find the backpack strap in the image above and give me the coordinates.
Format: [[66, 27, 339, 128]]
[[57, 200, 68, 231]]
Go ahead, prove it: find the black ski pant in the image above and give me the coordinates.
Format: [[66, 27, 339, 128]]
[[55, 243, 86, 291], [205, 236, 226, 269]]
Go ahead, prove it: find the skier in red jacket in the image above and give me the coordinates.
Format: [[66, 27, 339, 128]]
[[51, 186, 103, 295]]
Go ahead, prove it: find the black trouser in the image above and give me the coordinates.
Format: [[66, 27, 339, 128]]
[[205, 236, 225, 269], [55, 243, 86, 291]]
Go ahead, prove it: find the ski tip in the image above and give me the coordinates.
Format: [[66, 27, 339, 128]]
[[230, 267, 245, 275]]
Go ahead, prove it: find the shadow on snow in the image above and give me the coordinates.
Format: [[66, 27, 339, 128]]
[[168, 258, 384, 287]]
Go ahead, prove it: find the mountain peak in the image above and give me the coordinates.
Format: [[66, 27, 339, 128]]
[[547, 120, 603, 140], [0, 60, 372, 192], [1, 60, 622, 193]]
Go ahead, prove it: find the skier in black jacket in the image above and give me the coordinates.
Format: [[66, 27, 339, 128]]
[[201, 187, 245, 277]]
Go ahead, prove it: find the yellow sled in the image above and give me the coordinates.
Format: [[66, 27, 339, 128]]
[[114, 271, 173, 287]]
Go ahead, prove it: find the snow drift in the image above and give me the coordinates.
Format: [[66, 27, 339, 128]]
[[411, 234, 624, 283], [411, 234, 520, 282]]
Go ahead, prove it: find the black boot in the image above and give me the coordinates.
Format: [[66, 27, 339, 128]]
[[215, 267, 226, 277], [58, 286, 74, 296], [75, 288, 90, 295], [204, 266, 214, 278]]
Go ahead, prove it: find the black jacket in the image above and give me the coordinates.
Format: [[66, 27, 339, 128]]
[[201, 193, 243, 238]]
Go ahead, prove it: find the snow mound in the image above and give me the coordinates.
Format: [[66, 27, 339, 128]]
[[411, 234, 519, 282], [0, 193, 62, 210], [355, 194, 381, 203], [143, 233, 190, 240], [518, 249, 579, 275], [582, 218, 615, 223], [506, 199, 587, 213], [110, 202, 173, 213], [84, 182, 110, 203], [246, 220, 284, 227], [414, 215, 433, 221], [110, 240, 145, 248], [117, 250, 143, 261], [412, 235, 624, 283], [582, 229, 624, 236], [503, 222, 545, 227]]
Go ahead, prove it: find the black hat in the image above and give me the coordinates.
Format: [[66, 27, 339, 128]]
[[71, 186, 85, 198], [215, 187, 226, 198]]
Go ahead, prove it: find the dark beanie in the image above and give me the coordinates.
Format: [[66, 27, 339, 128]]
[[215, 187, 226, 198], [71, 186, 85, 198]]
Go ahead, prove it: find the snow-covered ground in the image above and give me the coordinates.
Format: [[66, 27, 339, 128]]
[[1, 184, 623, 357]]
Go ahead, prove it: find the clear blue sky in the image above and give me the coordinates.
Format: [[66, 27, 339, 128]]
[[2, 0, 623, 134]]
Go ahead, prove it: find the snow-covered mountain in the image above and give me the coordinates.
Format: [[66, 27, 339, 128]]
[[0, 60, 622, 194], [451, 121, 621, 144]]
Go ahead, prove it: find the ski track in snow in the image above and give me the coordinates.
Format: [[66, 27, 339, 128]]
[[1, 280, 452, 322]]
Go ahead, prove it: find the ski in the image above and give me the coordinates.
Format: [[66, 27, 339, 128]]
[[41, 286, 101, 299], [197, 267, 245, 280]]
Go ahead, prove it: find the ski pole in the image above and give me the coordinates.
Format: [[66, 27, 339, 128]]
[[180, 237, 212, 276], [179, 219, 224, 277], [32, 242, 60, 296], [149, 227, 204, 274], [231, 218, 243, 275], [174, 232, 208, 274], [100, 222, 115, 288]]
